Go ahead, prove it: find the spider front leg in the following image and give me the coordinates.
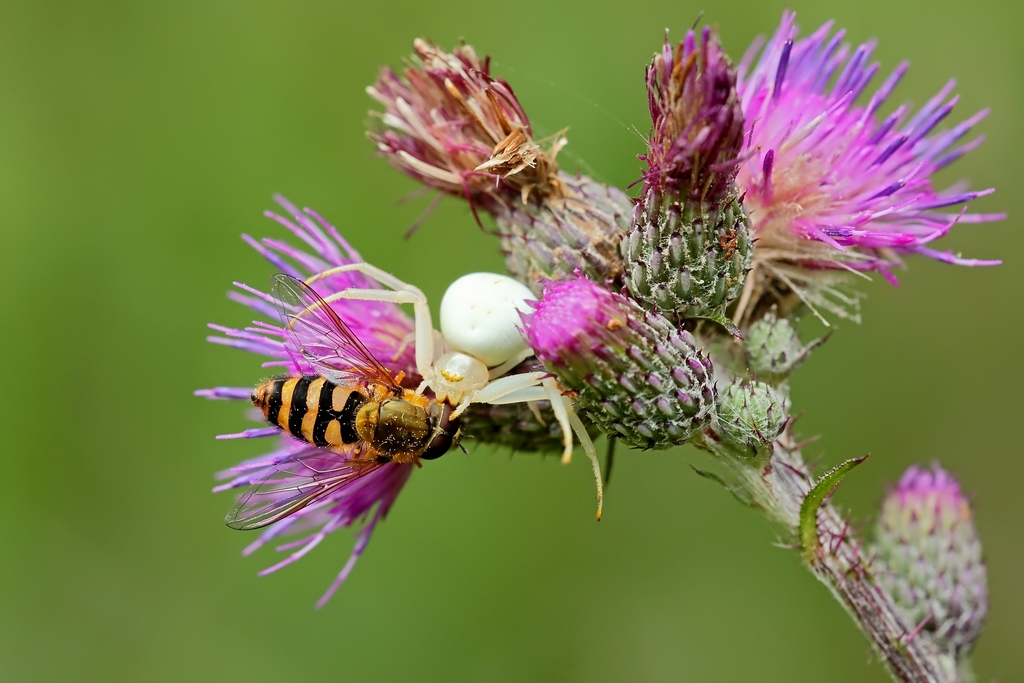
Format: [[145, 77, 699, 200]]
[[543, 378, 603, 521], [475, 374, 604, 520], [450, 370, 549, 418], [310, 263, 438, 381]]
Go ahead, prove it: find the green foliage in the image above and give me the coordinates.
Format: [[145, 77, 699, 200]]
[[799, 457, 868, 560]]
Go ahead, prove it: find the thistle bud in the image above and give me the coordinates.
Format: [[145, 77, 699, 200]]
[[624, 28, 752, 320], [873, 465, 987, 659], [715, 378, 788, 455], [744, 311, 823, 383], [521, 277, 716, 448], [368, 40, 628, 291]]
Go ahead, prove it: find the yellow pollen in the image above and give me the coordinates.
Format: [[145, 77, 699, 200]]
[[440, 369, 464, 382]]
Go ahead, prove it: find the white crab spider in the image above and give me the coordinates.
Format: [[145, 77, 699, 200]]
[[306, 263, 604, 519]]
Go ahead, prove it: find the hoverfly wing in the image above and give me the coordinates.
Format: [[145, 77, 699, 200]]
[[271, 274, 402, 392], [226, 448, 384, 531]]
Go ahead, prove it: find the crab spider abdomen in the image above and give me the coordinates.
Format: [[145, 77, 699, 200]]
[[439, 272, 535, 367]]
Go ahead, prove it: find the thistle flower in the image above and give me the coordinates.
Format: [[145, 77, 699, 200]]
[[368, 39, 630, 291], [521, 277, 716, 448], [625, 27, 753, 320], [197, 196, 420, 605], [872, 464, 987, 660], [199, 198, 575, 603], [733, 12, 1002, 324]]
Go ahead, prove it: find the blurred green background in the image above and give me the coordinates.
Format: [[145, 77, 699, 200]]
[[0, 0, 1019, 681]]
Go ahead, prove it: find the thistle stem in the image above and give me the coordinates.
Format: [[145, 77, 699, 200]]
[[695, 429, 960, 683]]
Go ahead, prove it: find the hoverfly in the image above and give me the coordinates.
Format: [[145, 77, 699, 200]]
[[226, 274, 461, 531]]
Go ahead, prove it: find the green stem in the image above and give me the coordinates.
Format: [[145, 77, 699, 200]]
[[694, 428, 961, 683]]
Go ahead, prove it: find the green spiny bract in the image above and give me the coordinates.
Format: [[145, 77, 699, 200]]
[[744, 311, 824, 383], [714, 378, 789, 457], [872, 465, 987, 661], [626, 191, 751, 318], [624, 28, 752, 322], [522, 277, 716, 449], [494, 174, 631, 295]]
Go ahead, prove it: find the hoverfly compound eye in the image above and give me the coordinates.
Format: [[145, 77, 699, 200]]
[[421, 402, 461, 460], [439, 272, 535, 367]]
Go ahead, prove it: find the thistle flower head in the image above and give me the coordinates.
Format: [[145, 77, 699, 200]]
[[715, 378, 789, 455], [642, 26, 746, 203], [625, 28, 753, 320], [522, 277, 716, 448], [734, 12, 1002, 323], [369, 40, 631, 292], [873, 464, 987, 659], [368, 38, 564, 205], [197, 196, 418, 605], [744, 310, 823, 383]]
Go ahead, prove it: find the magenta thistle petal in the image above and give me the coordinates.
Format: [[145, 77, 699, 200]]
[[733, 11, 1002, 323], [201, 197, 417, 603]]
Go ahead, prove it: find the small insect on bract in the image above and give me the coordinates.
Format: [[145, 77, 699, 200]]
[[226, 274, 461, 531]]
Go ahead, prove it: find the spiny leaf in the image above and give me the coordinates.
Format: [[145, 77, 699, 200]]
[[799, 456, 868, 560]]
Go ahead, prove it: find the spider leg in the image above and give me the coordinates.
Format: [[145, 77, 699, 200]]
[[526, 401, 546, 426], [542, 378, 602, 519], [315, 265, 436, 380], [486, 347, 536, 381], [471, 371, 547, 403], [306, 262, 420, 294], [543, 378, 575, 465], [391, 331, 416, 362], [482, 386, 548, 404], [563, 396, 603, 521]]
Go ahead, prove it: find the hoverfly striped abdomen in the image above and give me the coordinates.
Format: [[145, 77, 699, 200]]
[[252, 376, 367, 453]]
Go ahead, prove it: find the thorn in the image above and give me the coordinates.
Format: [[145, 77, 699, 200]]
[[793, 434, 822, 450], [776, 458, 808, 478], [902, 611, 933, 644]]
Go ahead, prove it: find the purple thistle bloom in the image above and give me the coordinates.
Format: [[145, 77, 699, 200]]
[[522, 277, 716, 448], [873, 464, 987, 659], [733, 11, 1003, 322], [625, 27, 753, 319], [197, 196, 419, 606], [641, 27, 745, 203]]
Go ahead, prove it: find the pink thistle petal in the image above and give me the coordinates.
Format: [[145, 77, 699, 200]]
[[732, 12, 1002, 323], [202, 198, 420, 604], [738, 12, 1001, 273]]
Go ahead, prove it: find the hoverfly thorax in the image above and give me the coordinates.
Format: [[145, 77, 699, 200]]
[[363, 396, 433, 456]]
